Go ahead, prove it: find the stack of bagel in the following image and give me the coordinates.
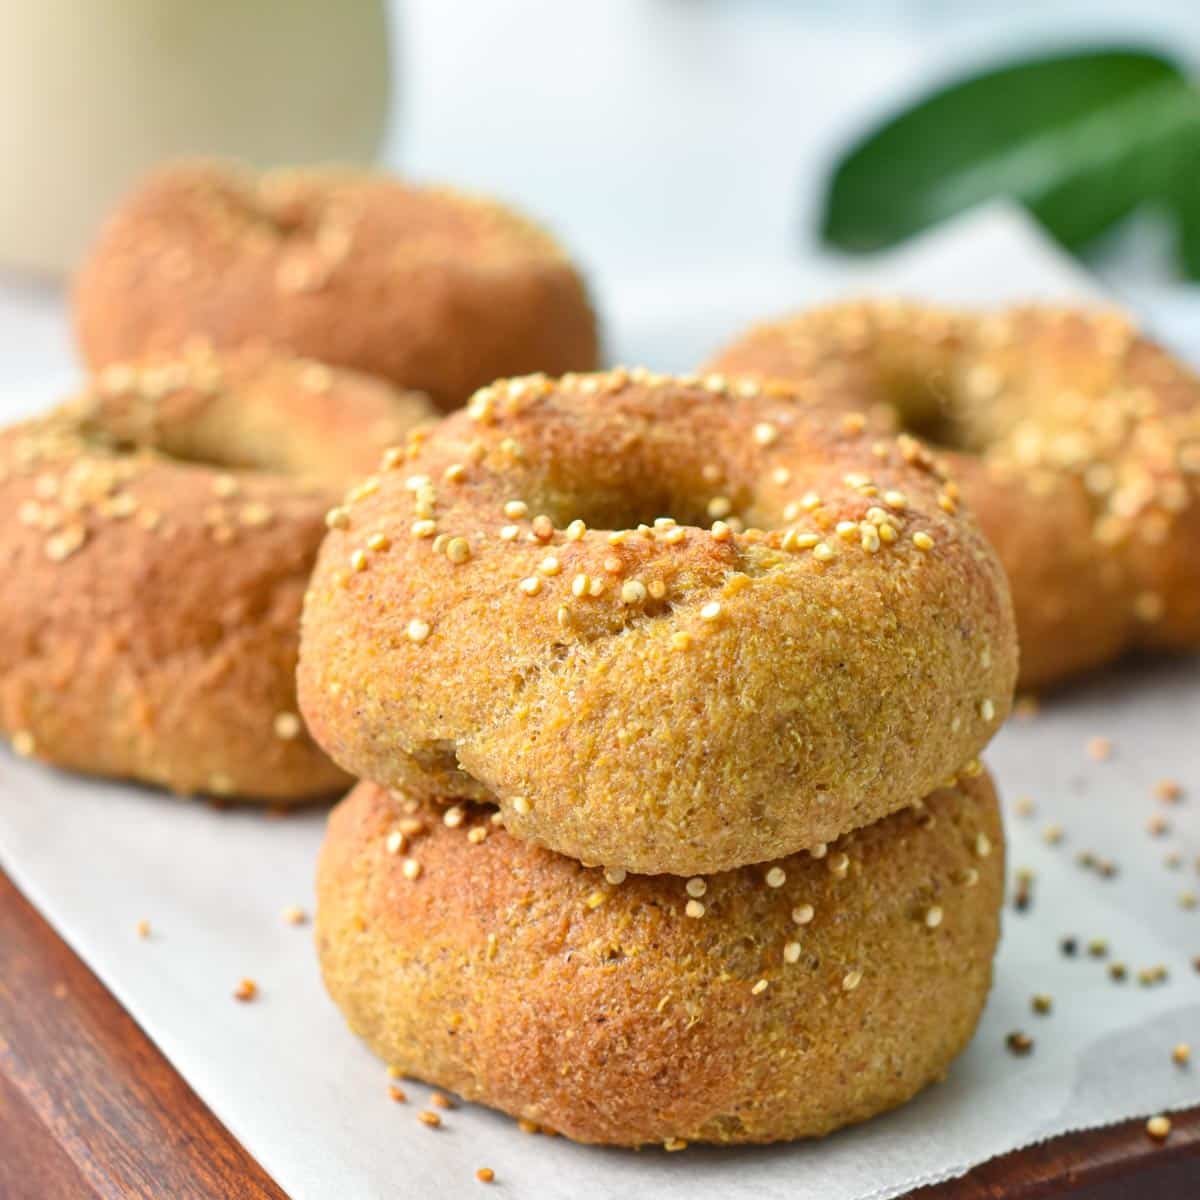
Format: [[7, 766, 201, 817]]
[[14, 158, 1200, 1152], [300, 368, 1019, 1145]]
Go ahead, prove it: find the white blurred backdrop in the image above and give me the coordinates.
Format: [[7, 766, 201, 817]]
[[392, 0, 1200, 332], [1, 0, 1198, 406]]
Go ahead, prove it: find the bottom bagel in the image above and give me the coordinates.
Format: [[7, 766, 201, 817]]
[[316, 770, 1004, 1146]]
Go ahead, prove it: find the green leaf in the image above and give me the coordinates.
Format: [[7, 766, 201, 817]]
[[1180, 206, 1200, 280], [821, 48, 1200, 256], [1166, 133, 1200, 279]]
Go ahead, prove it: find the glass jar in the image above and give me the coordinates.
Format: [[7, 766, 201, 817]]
[[0, 0, 392, 276]]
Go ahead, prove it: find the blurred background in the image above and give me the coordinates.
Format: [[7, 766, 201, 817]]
[[1, 0, 1198, 392]]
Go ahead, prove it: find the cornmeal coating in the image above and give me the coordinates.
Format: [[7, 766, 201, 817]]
[[0, 347, 434, 800], [705, 302, 1200, 688], [316, 769, 1004, 1146], [299, 370, 1016, 874], [74, 161, 600, 411]]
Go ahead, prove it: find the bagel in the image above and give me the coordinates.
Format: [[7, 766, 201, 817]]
[[73, 161, 600, 411], [0, 346, 434, 800], [298, 370, 1016, 874], [704, 302, 1200, 689], [316, 769, 1004, 1146]]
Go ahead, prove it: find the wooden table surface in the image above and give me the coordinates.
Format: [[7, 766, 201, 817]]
[[1, 868, 1196, 1199]]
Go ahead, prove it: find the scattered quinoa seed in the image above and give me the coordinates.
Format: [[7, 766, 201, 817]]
[[233, 978, 258, 1002], [1006, 1031, 1033, 1056], [476, 1167, 495, 1183], [1146, 1115, 1171, 1141], [1155, 779, 1183, 803]]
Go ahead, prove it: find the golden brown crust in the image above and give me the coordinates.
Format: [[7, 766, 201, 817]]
[[0, 351, 435, 801], [316, 770, 1005, 1146], [76, 343, 434, 488], [704, 302, 1200, 689], [73, 161, 601, 411], [298, 370, 1017, 873]]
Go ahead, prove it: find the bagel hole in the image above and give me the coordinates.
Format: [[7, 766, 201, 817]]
[[880, 368, 986, 453], [885, 376, 964, 450], [529, 483, 753, 538], [245, 177, 320, 240], [557, 494, 713, 534], [509, 421, 762, 532]]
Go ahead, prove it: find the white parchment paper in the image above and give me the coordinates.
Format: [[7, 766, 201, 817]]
[[1, 207, 1197, 1199]]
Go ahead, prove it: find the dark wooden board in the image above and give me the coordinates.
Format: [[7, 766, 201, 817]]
[[0, 865, 1196, 1199], [909, 1107, 1200, 1198], [0, 869, 288, 1200]]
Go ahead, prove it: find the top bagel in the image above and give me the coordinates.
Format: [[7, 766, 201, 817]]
[[298, 369, 1017, 875], [73, 161, 601, 411], [705, 302, 1200, 688]]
